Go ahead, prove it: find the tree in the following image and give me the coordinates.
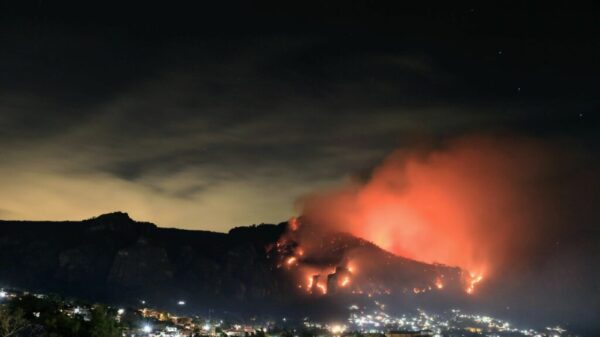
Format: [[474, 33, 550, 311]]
[[8, 293, 80, 337], [88, 305, 121, 337], [43, 312, 82, 337], [0, 306, 28, 337]]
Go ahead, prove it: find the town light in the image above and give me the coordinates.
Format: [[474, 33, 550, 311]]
[[142, 324, 152, 333]]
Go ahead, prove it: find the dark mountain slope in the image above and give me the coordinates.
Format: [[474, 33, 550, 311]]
[[0, 212, 464, 317]]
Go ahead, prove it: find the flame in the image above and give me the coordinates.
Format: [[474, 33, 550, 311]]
[[300, 136, 547, 280], [307, 276, 314, 289], [286, 256, 297, 266], [289, 217, 300, 231], [341, 276, 350, 287], [347, 261, 357, 273], [435, 278, 444, 289], [465, 273, 483, 294], [316, 283, 327, 294]]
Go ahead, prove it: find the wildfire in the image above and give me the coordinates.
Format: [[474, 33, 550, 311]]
[[283, 216, 487, 300], [347, 261, 357, 273], [289, 217, 300, 231], [466, 273, 483, 294], [298, 135, 561, 282]]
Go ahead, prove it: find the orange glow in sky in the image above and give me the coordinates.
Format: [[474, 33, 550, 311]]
[[300, 135, 555, 279]]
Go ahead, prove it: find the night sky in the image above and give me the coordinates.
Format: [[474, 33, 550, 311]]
[[0, 2, 598, 231]]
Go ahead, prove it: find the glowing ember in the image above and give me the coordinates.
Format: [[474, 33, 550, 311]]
[[286, 256, 297, 266], [466, 273, 483, 294], [435, 278, 444, 289], [347, 261, 357, 273]]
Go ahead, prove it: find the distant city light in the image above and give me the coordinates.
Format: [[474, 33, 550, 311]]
[[0, 284, 573, 337], [142, 324, 152, 333], [328, 324, 347, 334]]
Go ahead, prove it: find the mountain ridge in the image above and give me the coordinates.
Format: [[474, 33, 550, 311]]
[[0, 211, 465, 318]]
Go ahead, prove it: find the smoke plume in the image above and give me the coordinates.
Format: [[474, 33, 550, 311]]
[[299, 134, 598, 279]]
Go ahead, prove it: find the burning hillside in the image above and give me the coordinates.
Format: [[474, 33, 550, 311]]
[[295, 135, 594, 292], [269, 216, 477, 300]]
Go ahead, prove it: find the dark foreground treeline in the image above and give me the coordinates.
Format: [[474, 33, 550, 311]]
[[0, 293, 333, 337], [0, 295, 121, 337]]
